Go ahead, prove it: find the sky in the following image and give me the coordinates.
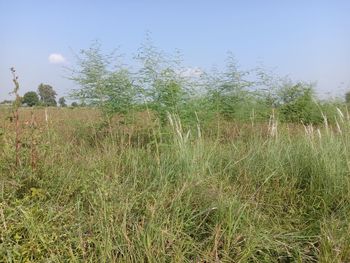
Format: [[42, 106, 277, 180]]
[[1, 0, 350, 101]]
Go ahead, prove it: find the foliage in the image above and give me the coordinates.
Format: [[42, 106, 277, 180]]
[[136, 37, 191, 123], [278, 81, 322, 124], [58, 97, 67, 107], [38, 83, 57, 106], [100, 69, 135, 116], [0, 100, 13, 105], [69, 42, 135, 118], [4, 40, 350, 261], [205, 56, 267, 122], [67, 40, 343, 126], [22, 91, 39, 107]]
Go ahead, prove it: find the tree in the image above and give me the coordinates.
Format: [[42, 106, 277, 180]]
[[38, 83, 57, 106], [0, 100, 13, 105], [22, 91, 39, 106], [68, 42, 135, 117], [58, 97, 67, 107], [136, 36, 191, 123], [206, 55, 254, 120], [71, 102, 78, 107]]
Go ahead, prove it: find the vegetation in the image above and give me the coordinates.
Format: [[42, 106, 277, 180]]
[[71, 101, 79, 107], [0, 100, 13, 105], [68, 42, 135, 118], [345, 91, 350, 105], [2, 46, 350, 262], [58, 97, 67, 107], [2, 105, 350, 262], [67, 42, 345, 126], [38, 83, 57, 107], [22, 91, 39, 107]]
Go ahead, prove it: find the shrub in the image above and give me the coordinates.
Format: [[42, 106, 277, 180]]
[[278, 82, 322, 124], [22, 91, 39, 107]]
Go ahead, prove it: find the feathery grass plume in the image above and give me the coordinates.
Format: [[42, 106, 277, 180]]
[[45, 108, 49, 124], [317, 128, 322, 140], [194, 111, 201, 139], [335, 116, 342, 135], [250, 108, 255, 127], [321, 112, 329, 135], [302, 122, 314, 140], [336, 107, 344, 123], [167, 112, 190, 149], [268, 108, 278, 138]]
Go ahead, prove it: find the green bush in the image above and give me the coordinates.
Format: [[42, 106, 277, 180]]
[[278, 82, 322, 124], [22, 91, 39, 107]]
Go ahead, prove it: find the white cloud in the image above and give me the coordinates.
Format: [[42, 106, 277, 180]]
[[48, 53, 66, 64], [179, 67, 204, 78]]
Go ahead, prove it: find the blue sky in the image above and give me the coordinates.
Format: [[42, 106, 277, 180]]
[[1, 0, 350, 101]]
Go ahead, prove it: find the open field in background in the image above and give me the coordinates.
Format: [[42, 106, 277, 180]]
[[1, 107, 350, 262]]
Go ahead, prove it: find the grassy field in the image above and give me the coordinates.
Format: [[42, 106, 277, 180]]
[[1, 107, 350, 262]]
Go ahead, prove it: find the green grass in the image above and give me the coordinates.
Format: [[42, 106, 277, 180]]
[[1, 108, 350, 262]]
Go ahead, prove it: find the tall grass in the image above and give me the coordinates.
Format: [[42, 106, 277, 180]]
[[1, 107, 350, 262]]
